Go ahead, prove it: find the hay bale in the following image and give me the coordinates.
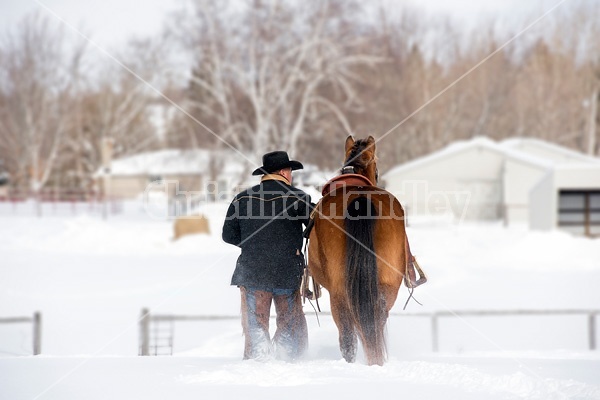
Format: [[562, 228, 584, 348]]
[[173, 215, 210, 240]]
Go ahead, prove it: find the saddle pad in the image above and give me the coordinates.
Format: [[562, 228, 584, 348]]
[[321, 174, 374, 196]]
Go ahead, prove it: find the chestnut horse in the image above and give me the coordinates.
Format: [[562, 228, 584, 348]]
[[308, 136, 407, 365]]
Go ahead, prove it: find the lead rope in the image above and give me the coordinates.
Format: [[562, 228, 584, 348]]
[[402, 236, 426, 310], [302, 239, 322, 326], [403, 257, 423, 310], [403, 285, 423, 311]]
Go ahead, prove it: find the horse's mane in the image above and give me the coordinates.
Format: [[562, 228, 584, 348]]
[[345, 139, 375, 169]]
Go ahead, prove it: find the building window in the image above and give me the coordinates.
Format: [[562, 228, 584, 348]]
[[558, 190, 600, 237]]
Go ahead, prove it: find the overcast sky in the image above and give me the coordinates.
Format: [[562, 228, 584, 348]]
[[1, 0, 180, 47], [0, 0, 569, 50]]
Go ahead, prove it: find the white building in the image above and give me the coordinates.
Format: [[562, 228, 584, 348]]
[[93, 149, 328, 202], [94, 149, 246, 201], [382, 137, 600, 236]]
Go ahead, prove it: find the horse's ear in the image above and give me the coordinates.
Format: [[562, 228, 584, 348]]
[[366, 135, 376, 151], [345, 135, 355, 153]]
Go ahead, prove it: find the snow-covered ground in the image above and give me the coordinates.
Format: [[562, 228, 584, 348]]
[[1, 200, 599, 399]]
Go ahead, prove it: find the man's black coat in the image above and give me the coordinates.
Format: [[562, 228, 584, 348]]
[[222, 176, 313, 290]]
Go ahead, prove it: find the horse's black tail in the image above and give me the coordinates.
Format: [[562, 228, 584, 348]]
[[345, 196, 386, 365]]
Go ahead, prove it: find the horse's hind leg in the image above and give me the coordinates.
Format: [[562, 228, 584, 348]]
[[331, 296, 357, 363]]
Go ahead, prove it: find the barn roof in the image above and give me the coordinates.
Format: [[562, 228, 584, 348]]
[[383, 136, 600, 179], [501, 138, 600, 165]]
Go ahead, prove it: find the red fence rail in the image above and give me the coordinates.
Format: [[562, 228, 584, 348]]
[[0, 188, 123, 217]]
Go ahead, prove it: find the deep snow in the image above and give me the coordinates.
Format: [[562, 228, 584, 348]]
[[1, 200, 599, 399]]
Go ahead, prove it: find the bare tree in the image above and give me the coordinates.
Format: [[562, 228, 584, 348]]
[[58, 37, 169, 189], [167, 0, 381, 165], [2, 1, 598, 194], [0, 13, 88, 192], [580, 0, 600, 156]]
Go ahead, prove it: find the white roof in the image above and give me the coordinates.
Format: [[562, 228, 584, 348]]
[[383, 136, 600, 178], [384, 137, 487, 177], [97, 149, 245, 177], [501, 137, 600, 164]]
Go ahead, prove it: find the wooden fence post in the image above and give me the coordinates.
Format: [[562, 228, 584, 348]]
[[140, 308, 150, 356], [33, 312, 41, 355], [431, 313, 439, 352], [589, 313, 597, 351]]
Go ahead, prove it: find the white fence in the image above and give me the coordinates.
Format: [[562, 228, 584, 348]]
[[397, 309, 599, 352], [0, 312, 42, 355], [138, 308, 599, 356]]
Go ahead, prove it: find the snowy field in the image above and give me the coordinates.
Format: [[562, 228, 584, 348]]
[[1, 199, 600, 400]]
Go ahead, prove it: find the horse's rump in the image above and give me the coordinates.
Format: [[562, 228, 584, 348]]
[[308, 187, 407, 365], [310, 186, 407, 287]]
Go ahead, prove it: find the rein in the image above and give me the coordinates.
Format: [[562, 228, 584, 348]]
[[301, 239, 322, 325]]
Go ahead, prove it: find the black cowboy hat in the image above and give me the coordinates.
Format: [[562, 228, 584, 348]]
[[252, 151, 304, 176]]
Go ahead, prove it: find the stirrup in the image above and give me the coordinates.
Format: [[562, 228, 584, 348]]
[[404, 256, 427, 289]]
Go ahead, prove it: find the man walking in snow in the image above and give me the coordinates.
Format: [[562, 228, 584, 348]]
[[222, 151, 313, 361]]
